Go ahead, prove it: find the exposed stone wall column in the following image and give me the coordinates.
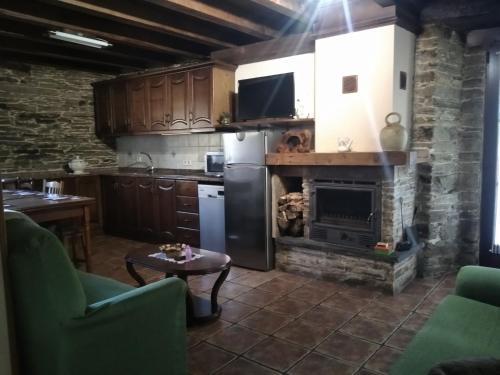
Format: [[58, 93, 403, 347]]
[[457, 47, 487, 264], [412, 25, 464, 276]]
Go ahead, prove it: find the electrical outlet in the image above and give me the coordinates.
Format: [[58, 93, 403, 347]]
[[182, 160, 192, 166]]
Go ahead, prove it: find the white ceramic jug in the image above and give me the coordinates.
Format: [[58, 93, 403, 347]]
[[380, 112, 407, 151], [68, 156, 88, 174]]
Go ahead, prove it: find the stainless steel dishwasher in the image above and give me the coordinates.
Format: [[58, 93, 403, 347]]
[[198, 184, 225, 253]]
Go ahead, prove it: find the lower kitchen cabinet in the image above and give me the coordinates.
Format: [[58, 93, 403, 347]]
[[175, 180, 200, 247], [101, 176, 179, 243], [136, 177, 156, 238], [101, 175, 137, 235], [156, 179, 176, 242]]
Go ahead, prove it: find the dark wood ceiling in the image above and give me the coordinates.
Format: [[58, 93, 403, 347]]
[[0, 0, 313, 73], [0, 0, 498, 74]]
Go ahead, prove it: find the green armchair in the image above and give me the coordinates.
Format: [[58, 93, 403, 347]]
[[6, 214, 187, 375]]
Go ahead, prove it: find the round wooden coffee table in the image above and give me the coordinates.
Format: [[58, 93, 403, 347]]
[[125, 246, 231, 326]]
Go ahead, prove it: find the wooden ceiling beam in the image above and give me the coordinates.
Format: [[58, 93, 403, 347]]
[[421, 0, 500, 32], [0, 7, 205, 59], [0, 50, 122, 74], [211, 32, 314, 65], [0, 30, 159, 68], [42, 0, 235, 49], [0, 35, 142, 70], [247, 0, 306, 19], [144, 0, 280, 40]]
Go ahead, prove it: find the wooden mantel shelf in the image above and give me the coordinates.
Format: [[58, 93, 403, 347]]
[[266, 151, 419, 166]]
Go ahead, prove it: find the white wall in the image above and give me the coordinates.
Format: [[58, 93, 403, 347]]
[[235, 53, 315, 118], [393, 27, 416, 134], [315, 25, 415, 152]]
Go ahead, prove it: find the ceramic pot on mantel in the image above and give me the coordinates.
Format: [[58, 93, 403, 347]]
[[380, 112, 408, 151]]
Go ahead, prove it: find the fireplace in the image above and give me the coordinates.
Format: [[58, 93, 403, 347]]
[[310, 180, 381, 249], [270, 161, 419, 294]]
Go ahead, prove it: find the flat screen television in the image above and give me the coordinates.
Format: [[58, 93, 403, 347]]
[[237, 72, 295, 121]]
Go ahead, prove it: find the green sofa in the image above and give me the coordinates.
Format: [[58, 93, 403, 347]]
[[6, 213, 187, 375], [390, 265, 500, 374]]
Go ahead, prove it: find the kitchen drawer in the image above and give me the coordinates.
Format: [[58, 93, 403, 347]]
[[176, 211, 199, 230], [176, 227, 200, 247], [176, 180, 198, 197], [176, 196, 198, 213]]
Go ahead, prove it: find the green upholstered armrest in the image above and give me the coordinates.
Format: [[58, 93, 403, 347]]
[[76, 270, 134, 305], [455, 266, 500, 307], [61, 277, 188, 375]]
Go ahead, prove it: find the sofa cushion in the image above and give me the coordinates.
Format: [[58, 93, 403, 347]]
[[390, 295, 500, 375]]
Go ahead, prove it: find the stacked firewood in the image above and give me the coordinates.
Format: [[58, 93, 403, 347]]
[[277, 192, 304, 237]]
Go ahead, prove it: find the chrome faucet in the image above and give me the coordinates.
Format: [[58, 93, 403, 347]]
[[140, 152, 154, 174]]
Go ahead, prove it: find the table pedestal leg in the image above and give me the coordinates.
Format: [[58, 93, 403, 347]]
[[211, 267, 230, 314], [126, 262, 146, 287], [182, 266, 230, 326]]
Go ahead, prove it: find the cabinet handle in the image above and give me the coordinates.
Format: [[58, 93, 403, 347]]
[[189, 111, 193, 123], [183, 219, 192, 223], [183, 203, 191, 207], [165, 113, 170, 124]]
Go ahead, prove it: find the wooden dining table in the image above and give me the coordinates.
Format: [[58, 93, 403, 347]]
[[2, 190, 95, 271]]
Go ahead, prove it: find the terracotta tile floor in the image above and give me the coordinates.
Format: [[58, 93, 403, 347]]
[[88, 232, 455, 375]]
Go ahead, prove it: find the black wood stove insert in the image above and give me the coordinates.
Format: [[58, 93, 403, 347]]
[[310, 179, 381, 249]]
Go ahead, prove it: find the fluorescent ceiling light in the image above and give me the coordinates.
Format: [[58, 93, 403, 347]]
[[48, 31, 112, 49]]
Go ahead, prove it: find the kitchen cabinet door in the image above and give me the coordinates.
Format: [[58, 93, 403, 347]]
[[136, 177, 155, 238], [117, 177, 138, 234], [128, 78, 149, 132], [93, 84, 113, 137], [148, 74, 170, 131], [110, 81, 129, 134], [189, 68, 212, 129], [155, 179, 176, 242], [168, 72, 189, 130], [101, 176, 120, 234]]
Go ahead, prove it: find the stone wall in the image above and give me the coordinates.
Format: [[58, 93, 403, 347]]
[[457, 47, 487, 265], [381, 164, 417, 246], [412, 25, 486, 276], [0, 61, 117, 173]]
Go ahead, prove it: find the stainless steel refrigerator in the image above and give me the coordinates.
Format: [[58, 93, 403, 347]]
[[223, 130, 282, 271]]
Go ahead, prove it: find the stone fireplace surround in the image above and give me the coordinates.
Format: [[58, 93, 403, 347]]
[[271, 159, 418, 294]]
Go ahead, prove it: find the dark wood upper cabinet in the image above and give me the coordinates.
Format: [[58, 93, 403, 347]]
[[93, 84, 112, 137], [93, 63, 235, 137], [110, 81, 129, 134], [168, 72, 189, 130], [128, 78, 149, 132], [189, 68, 212, 129], [148, 74, 170, 131]]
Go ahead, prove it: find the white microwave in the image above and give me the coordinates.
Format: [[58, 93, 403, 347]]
[[204, 152, 224, 176]]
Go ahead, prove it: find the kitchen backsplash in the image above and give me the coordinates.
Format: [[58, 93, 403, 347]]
[[116, 133, 223, 170]]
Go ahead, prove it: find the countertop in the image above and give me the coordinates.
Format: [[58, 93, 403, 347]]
[[2, 168, 224, 184]]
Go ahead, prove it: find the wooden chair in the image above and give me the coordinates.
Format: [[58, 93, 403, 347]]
[[42, 179, 64, 195], [41, 179, 89, 270]]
